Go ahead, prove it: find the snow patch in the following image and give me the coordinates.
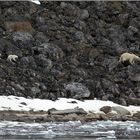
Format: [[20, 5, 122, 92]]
[[0, 95, 139, 115], [30, 0, 40, 5]]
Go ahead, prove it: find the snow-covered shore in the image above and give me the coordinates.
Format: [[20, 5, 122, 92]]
[[30, 0, 40, 4], [0, 95, 139, 115]]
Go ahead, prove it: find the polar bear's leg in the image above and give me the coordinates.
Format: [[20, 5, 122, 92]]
[[119, 56, 127, 63], [130, 58, 134, 64], [119, 57, 122, 63]]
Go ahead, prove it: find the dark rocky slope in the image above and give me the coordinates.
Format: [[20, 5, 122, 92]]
[[0, 1, 140, 106]]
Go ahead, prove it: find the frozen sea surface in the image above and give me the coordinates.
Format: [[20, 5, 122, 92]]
[[0, 121, 139, 139]]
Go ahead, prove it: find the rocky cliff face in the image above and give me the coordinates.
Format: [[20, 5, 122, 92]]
[[0, 1, 140, 105]]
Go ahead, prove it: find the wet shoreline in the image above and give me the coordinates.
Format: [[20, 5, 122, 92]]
[[0, 110, 139, 123]]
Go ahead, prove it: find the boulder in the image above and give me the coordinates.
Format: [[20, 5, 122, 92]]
[[48, 107, 87, 115], [133, 111, 140, 119], [111, 106, 130, 116], [64, 82, 91, 99], [12, 32, 34, 49], [100, 106, 111, 114]]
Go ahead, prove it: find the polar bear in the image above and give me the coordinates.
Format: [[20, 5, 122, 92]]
[[7, 55, 18, 62], [119, 52, 140, 64]]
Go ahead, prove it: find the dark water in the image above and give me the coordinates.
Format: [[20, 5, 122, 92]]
[[0, 121, 139, 139]]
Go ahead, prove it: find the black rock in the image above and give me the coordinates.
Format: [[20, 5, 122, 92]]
[[64, 82, 91, 99], [74, 31, 85, 41], [36, 16, 45, 27], [80, 9, 89, 20], [12, 32, 34, 49]]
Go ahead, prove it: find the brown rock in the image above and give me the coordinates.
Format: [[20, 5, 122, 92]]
[[100, 106, 111, 114], [84, 113, 101, 121], [133, 111, 140, 119], [106, 112, 121, 120], [121, 115, 134, 121], [5, 21, 34, 33], [63, 114, 80, 121], [100, 114, 109, 120]]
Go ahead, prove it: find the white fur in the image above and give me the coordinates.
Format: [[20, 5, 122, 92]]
[[119, 52, 140, 64], [7, 55, 18, 62]]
